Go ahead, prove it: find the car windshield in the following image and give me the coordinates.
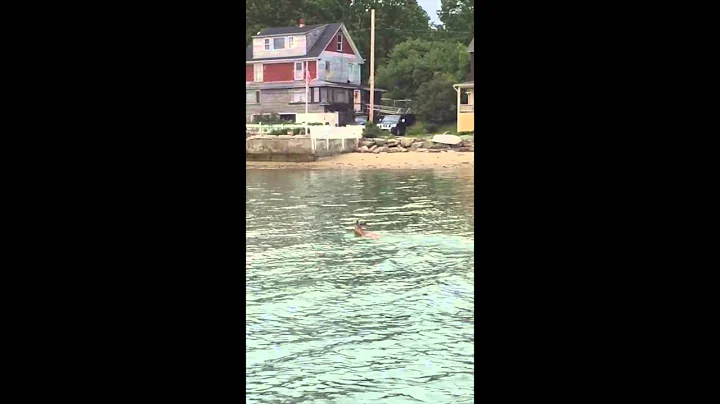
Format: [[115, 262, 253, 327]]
[[382, 115, 400, 123]]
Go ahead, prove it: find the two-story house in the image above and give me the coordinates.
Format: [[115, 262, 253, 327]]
[[245, 20, 382, 126], [453, 37, 474, 133]]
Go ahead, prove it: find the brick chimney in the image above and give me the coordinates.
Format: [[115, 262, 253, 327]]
[[299, 18, 305, 27]]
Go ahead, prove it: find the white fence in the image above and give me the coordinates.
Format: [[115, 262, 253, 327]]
[[246, 123, 307, 135], [245, 123, 363, 152], [309, 125, 362, 152]]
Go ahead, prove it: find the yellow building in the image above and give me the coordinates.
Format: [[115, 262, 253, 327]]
[[453, 38, 474, 133]]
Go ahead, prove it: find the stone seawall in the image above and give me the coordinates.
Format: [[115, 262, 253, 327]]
[[246, 135, 358, 161]]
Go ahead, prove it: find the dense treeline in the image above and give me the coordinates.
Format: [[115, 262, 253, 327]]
[[246, 0, 474, 129]]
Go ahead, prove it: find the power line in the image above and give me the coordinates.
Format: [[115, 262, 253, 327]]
[[351, 27, 472, 34]]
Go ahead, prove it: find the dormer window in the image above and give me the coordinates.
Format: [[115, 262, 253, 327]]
[[337, 34, 343, 51], [261, 36, 296, 51]]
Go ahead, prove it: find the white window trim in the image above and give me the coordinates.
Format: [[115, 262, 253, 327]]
[[294, 62, 305, 81], [246, 90, 260, 104], [253, 63, 263, 82], [337, 34, 343, 52], [273, 37, 286, 50], [262, 36, 296, 51], [291, 89, 307, 103]]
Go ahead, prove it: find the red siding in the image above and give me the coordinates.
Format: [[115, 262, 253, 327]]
[[264, 62, 294, 82], [308, 61, 317, 80], [256, 61, 317, 82], [246, 65, 253, 82], [324, 32, 355, 55]]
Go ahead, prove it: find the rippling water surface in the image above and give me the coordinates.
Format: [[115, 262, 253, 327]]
[[247, 168, 474, 403]]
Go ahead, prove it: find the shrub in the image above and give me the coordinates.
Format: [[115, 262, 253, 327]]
[[254, 113, 283, 124], [362, 123, 383, 139], [459, 131, 474, 136], [424, 122, 440, 133], [406, 121, 428, 136]]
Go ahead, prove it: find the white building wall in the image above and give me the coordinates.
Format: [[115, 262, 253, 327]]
[[318, 51, 362, 84], [253, 35, 307, 59]]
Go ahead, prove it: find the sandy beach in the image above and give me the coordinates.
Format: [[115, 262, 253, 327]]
[[246, 151, 474, 169]]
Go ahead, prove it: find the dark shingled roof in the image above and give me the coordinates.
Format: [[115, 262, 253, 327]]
[[247, 23, 346, 62], [468, 38, 474, 53], [255, 24, 326, 37]]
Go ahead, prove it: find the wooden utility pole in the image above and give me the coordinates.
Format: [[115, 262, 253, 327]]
[[369, 8, 375, 123]]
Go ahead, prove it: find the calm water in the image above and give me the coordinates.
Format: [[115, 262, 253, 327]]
[[246, 168, 474, 403]]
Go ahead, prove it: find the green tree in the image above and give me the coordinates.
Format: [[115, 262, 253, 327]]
[[413, 73, 457, 127], [435, 0, 474, 44], [375, 39, 469, 99]]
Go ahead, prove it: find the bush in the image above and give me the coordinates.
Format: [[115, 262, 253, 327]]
[[254, 113, 283, 124], [424, 122, 440, 133], [362, 123, 383, 139], [459, 131, 474, 136], [406, 121, 428, 136]]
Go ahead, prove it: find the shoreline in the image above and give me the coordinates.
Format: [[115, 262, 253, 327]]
[[246, 151, 474, 169]]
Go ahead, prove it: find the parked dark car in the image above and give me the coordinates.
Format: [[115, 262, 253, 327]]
[[378, 114, 416, 135]]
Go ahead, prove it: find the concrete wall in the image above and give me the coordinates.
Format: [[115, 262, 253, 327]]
[[246, 136, 358, 161]]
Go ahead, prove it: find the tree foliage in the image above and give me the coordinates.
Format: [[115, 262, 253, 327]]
[[375, 39, 469, 99], [435, 0, 474, 44], [413, 73, 457, 126]]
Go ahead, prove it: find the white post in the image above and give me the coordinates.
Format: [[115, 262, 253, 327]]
[[305, 61, 309, 137], [370, 9, 375, 124], [454, 85, 461, 133]]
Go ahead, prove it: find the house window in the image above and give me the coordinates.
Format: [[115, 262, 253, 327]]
[[254, 64, 263, 82], [313, 88, 319, 102], [294, 62, 304, 81], [289, 37, 295, 48], [337, 34, 343, 51], [273, 37, 285, 49], [291, 90, 307, 103], [264, 38, 270, 50], [246, 91, 260, 104]]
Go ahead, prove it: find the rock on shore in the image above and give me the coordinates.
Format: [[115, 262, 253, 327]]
[[357, 135, 474, 153]]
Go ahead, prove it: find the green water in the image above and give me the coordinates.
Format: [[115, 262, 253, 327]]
[[246, 168, 474, 403]]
